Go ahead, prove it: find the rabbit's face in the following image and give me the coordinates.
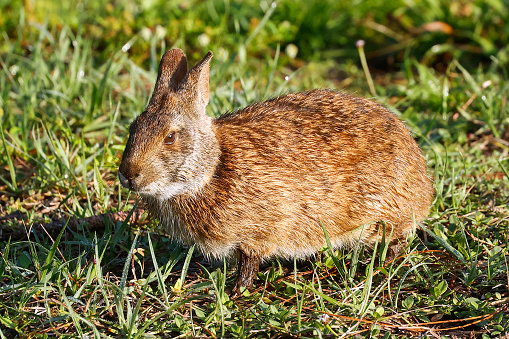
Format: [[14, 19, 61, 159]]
[[119, 92, 218, 200], [119, 48, 218, 201]]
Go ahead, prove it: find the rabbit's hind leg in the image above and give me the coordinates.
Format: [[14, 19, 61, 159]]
[[384, 238, 408, 264], [230, 250, 260, 298]]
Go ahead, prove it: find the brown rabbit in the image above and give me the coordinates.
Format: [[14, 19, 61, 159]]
[[119, 48, 434, 295]]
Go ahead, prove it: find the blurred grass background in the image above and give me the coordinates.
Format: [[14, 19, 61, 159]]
[[4, 0, 508, 66], [0, 0, 508, 337]]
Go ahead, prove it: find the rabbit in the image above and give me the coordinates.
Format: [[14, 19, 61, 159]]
[[118, 48, 434, 296]]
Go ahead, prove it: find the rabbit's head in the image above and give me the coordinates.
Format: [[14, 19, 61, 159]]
[[119, 49, 220, 200]]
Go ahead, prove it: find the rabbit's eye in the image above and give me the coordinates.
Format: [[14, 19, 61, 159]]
[[164, 132, 176, 145]]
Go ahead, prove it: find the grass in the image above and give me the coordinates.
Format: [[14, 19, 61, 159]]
[[1, 0, 508, 337]]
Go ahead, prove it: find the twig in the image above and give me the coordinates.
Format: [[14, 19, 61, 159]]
[[308, 304, 505, 333], [463, 227, 496, 248]]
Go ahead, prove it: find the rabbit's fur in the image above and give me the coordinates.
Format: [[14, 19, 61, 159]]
[[119, 49, 434, 294]]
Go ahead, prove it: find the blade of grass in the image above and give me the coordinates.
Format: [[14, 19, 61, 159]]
[[115, 231, 140, 330], [39, 221, 68, 282], [85, 56, 115, 123], [423, 224, 467, 264], [147, 233, 169, 306], [359, 232, 378, 317], [177, 244, 195, 293], [0, 127, 18, 191], [319, 221, 344, 278]]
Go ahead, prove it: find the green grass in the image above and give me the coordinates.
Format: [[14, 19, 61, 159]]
[[1, 0, 508, 337]]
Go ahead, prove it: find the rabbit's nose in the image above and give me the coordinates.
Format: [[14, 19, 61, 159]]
[[118, 171, 133, 189]]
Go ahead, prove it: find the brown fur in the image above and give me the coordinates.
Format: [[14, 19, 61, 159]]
[[119, 49, 434, 295]]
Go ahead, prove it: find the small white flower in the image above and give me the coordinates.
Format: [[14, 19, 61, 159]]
[[198, 33, 210, 47], [9, 65, 19, 76], [155, 25, 167, 40], [285, 43, 298, 59], [318, 314, 330, 323], [140, 27, 151, 41]]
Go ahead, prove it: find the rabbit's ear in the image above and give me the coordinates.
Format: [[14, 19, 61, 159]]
[[183, 51, 213, 108], [153, 48, 188, 96]]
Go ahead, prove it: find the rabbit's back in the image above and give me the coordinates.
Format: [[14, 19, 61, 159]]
[[149, 89, 433, 260]]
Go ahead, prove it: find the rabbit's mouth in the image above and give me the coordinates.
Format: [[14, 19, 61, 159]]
[[138, 180, 189, 201], [119, 169, 192, 200]]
